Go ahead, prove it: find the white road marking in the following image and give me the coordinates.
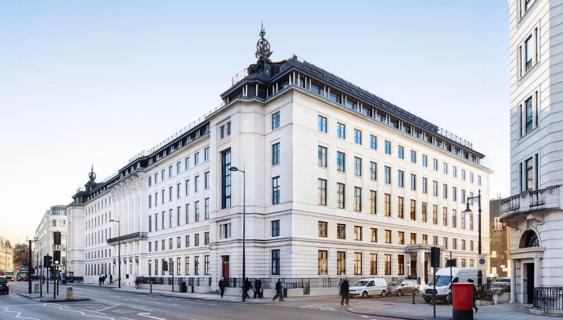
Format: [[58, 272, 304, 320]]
[[0, 306, 40, 320], [137, 313, 167, 320]]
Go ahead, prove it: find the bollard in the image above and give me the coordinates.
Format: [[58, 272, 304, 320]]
[[412, 290, 416, 304], [66, 287, 74, 300]]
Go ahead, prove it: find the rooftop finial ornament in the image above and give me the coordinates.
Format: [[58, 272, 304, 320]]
[[255, 22, 272, 61], [89, 164, 96, 182]]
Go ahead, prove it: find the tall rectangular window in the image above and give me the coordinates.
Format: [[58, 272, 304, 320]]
[[384, 193, 391, 217], [272, 176, 280, 204], [337, 223, 346, 239], [354, 226, 363, 241], [354, 157, 362, 176], [410, 199, 416, 220], [524, 35, 533, 72], [525, 157, 534, 190], [452, 209, 457, 228], [318, 146, 327, 167], [422, 177, 428, 194], [336, 122, 346, 139], [318, 178, 327, 206], [337, 251, 346, 275], [422, 202, 427, 223], [271, 111, 280, 130], [398, 170, 404, 188], [354, 252, 363, 275], [194, 256, 199, 275], [369, 190, 377, 215], [433, 159, 439, 171], [432, 205, 438, 225], [398, 255, 405, 275], [370, 228, 378, 242], [194, 201, 200, 222], [370, 161, 377, 180], [221, 149, 231, 209], [398, 196, 404, 218], [443, 207, 448, 226], [204, 172, 210, 190], [318, 115, 328, 133], [384, 140, 392, 155], [204, 198, 209, 220], [410, 150, 417, 163], [354, 129, 362, 145], [384, 254, 392, 275], [443, 184, 448, 199], [422, 154, 428, 167], [204, 147, 209, 162], [318, 221, 328, 237], [432, 180, 438, 197], [272, 143, 280, 165], [271, 220, 280, 237], [384, 166, 391, 184], [398, 231, 405, 244], [398, 145, 405, 159], [337, 183, 345, 209], [370, 254, 378, 275], [271, 250, 280, 275], [410, 174, 416, 191], [337, 152, 346, 172], [370, 135, 377, 150], [318, 250, 328, 275]]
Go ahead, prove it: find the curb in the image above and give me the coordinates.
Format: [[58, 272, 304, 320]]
[[157, 292, 271, 304], [39, 298, 91, 303], [347, 307, 450, 320]]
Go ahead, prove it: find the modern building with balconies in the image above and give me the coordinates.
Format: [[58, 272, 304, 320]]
[[501, 0, 563, 309]]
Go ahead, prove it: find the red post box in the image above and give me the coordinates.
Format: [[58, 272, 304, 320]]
[[452, 282, 474, 320]]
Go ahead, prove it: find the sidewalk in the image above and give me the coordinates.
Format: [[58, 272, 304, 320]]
[[348, 301, 553, 320], [113, 286, 272, 304]]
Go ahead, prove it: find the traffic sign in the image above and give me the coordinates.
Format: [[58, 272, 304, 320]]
[[479, 257, 486, 265]]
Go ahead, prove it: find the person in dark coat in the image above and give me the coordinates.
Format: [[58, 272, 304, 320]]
[[218, 278, 226, 298], [109, 274, 113, 284], [340, 278, 350, 306], [272, 279, 283, 301], [253, 279, 262, 298], [243, 278, 252, 299], [468, 279, 479, 313]]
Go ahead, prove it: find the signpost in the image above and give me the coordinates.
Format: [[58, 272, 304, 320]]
[[431, 247, 441, 318]]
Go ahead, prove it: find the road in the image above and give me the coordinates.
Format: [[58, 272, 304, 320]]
[[0, 281, 400, 320]]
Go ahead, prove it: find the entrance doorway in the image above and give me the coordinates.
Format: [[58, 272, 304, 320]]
[[525, 263, 535, 304], [411, 259, 417, 277], [222, 256, 230, 279]]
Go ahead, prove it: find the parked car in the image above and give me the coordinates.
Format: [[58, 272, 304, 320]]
[[422, 267, 484, 304], [4, 272, 13, 281], [349, 278, 388, 298], [0, 277, 9, 295], [388, 278, 420, 296]]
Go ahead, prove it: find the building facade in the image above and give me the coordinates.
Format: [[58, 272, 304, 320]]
[[67, 28, 491, 291], [489, 199, 510, 278], [0, 237, 13, 274], [501, 0, 563, 306], [33, 205, 68, 273]]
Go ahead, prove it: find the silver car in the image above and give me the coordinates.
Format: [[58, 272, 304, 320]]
[[388, 279, 420, 296]]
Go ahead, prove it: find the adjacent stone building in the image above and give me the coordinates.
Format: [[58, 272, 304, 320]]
[[489, 199, 510, 278]]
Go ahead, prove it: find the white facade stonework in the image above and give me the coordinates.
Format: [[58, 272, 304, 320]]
[[502, 0, 563, 306], [67, 31, 490, 293], [34, 205, 67, 273]]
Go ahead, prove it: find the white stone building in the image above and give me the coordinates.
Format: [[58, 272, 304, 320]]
[[33, 205, 68, 273], [0, 237, 13, 274], [501, 0, 563, 307], [67, 28, 491, 293]]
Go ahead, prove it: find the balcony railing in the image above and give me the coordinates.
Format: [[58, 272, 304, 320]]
[[107, 232, 148, 245], [501, 185, 562, 216], [534, 287, 563, 312]]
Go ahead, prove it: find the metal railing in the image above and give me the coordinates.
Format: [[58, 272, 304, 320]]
[[137, 276, 212, 287], [534, 287, 563, 311]]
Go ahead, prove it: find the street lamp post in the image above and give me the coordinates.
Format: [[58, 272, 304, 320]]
[[110, 219, 121, 289], [229, 166, 246, 302], [463, 189, 482, 255]]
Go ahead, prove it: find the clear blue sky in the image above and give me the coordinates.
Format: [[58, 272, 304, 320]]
[[0, 1, 509, 243]]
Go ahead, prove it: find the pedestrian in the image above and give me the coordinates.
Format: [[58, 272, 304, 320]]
[[340, 278, 350, 306], [135, 276, 140, 289], [109, 274, 113, 284], [254, 278, 262, 299], [243, 278, 252, 300], [468, 279, 479, 313], [98, 275, 102, 286], [272, 279, 283, 302], [218, 278, 226, 298]]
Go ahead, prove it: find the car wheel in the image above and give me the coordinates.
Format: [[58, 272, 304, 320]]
[[397, 289, 403, 296], [424, 298, 430, 304], [381, 290, 387, 297], [362, 291, 368, 298], [415, 289, 419, 294]]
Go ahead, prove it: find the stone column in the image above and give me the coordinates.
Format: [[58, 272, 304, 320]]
[[534, 257, 541, 288], [417, 249, 425, 285], [510, 259, 516, 303]]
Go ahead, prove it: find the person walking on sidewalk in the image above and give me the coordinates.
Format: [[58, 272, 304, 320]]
[[109, 274, 113, 284], [243, 278, 252, 300], [253, 278, 262, 299], [218, 278, 226, 298], [468, 279, 479, 313], [340, 278, 350, 306], [272, 279, 284, 302]]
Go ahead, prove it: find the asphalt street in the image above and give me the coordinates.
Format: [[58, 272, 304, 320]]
[[0, 281, 399, 320]]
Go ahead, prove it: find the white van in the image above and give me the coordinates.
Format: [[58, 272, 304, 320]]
[[422, 268, 484, 304], [349, 278, 388, 298]]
